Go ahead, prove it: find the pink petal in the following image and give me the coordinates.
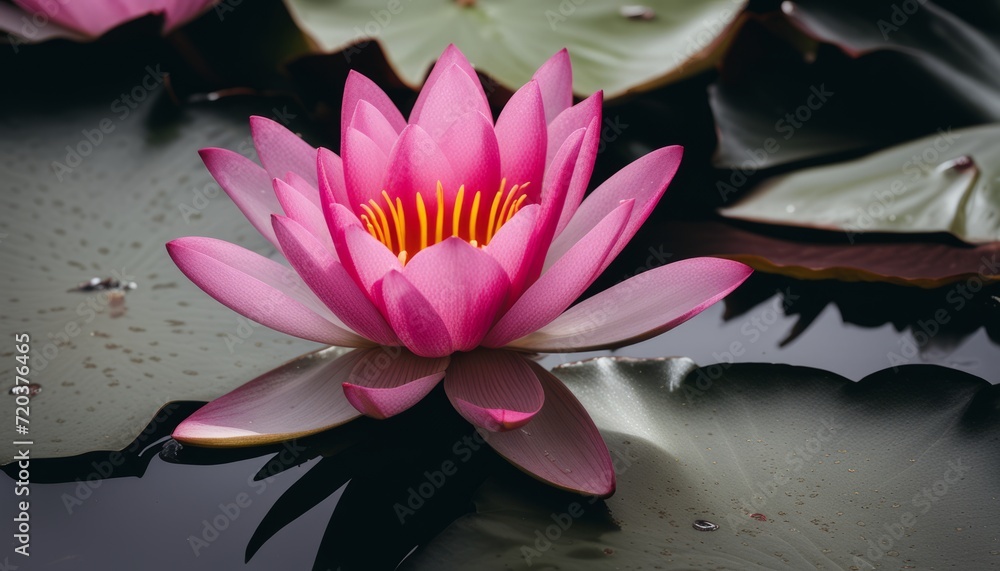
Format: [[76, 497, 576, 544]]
[[342, 348, 449, 419], [373, 270, 453, 358], [508, 258, 754, 352], [532, 49, 574, 124], [478, 358, 615, 497], [349, 100, 400, 156], [381, 124, 456, 205], [341, 70, 407, 146], [284, 170, 323, 210], [411, 64, 491, 143], [402, 238, 509, 352], [272, 215, 398, 346], [483, 200, 632, 348], [273, 178, 333, 253], [555, 116, 601, 236], [443, 349, 543, 432], [339, 222, 401, 295], [199, 148, 281, 248], [172, 348, 366, 446], [250, 116, 318, 187], [483, 205, 540, 301], [0, 3, 83, 41], [13, 0, 138, 37], [546, 146, 683, 272], [437, 110, 501, 197], [342, 127, 389, 211], [318, 147, 351, 240], [546, 91, 602, 168], [166, 237, 371, 347], [494, 80, 547, 203], [409, 44, 484, 123]]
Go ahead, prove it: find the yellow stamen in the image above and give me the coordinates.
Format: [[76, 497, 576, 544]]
[[398, 250, 408, 265], [416, 192, 429, 251], [497, 183, 520, 228], [486, 179, 506, 244], [435, 182, 445, 244], [360, 207, 386, 246], [507, 194, 528, 222], [452, 185, 465, 238], [468, 190, 481, 244], [366, 198, 393, 252]]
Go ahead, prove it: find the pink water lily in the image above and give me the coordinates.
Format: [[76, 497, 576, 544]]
[[167, 45, 752, 496], [0, 0, 216, 42]]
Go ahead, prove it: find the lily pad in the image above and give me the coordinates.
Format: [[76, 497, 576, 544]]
[[282, 0, 747, 98], [0, 88, 321, 462], [719, 124, 1000, 244], [406, 357, 1000, 569], [659, 221, 1000, 287]]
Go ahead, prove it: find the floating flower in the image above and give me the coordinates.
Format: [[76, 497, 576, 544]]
[[167, 45, 752, 496], [0, 0, 216, 42]]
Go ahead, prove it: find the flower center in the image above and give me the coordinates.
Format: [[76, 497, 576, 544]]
[[359, 179, 529, 264]]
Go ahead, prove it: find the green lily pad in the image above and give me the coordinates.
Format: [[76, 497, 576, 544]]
[[407, 357, 999, 569], [719, 124, 1000, 244], [282, 0, 747, 98], [0, 89, 321, 462]]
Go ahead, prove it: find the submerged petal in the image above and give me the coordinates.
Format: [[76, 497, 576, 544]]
[[172, 348, 366, 446], [508, 258, 754, 352], [444, 349, 543, 432], [478, 358, 615, 497], [342, 348, 449, 419]]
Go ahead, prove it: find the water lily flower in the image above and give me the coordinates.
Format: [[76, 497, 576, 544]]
[[0, 0, 216, 42], [167, 45, 752, 496]]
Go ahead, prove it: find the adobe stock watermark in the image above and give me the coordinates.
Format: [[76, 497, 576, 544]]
[[718, 84, 834, 203], [877, 0, 928, 40], [5, 0, 71, 53], [393, 430, 487, 523], [178, 106, 299, 224], [187, 440, 307, 556], [681, 288, 800, 404], [852, 458, 970, 569], [844, 127, 960, 243], [520, 447, 635, 566], [342, 0, 415, 62], [51, 65, 167, 182], [886, 253, 998, 369], [725, 416, 841, 528], [545, 0, 587, 31], [669, 0, 744, 74]]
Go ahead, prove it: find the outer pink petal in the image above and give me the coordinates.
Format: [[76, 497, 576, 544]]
[[483, 200, 632, 348], [478, 358, 615, 497], [349, 100, 400, 156], [437, 110, 501, 196], [340, 223, 401, 296], [402, 238, 509, 352], [166, 237, 372, 347], [284, 170, 323, 210], [494, 80, 547, 202], [342, 348, 449, 419], [250, 116, 318, 187], [546, 146, 683, 272], [318, 148, 351, 241], [172, 348, 366, 446], [409, 44, 485, 123], [199, 148, 281, 248], [13, 0, 139, 37], [273, 178, 333, 253], [272, 215, 398, 346], [341, 70, 407, 145], [532, 49, 574, 124], [411, 64, 491, 142], [508, 258, 754, 352], [444, 349, 543, 432], [373, 270, 453, 358], [342, 127, 389, 210]]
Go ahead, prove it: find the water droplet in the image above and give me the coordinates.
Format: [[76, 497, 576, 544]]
[[692, 519, 719, 531], [785, 204, 796, 213], [750, 513, 767, 521], [620, 5, 655, 20]]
